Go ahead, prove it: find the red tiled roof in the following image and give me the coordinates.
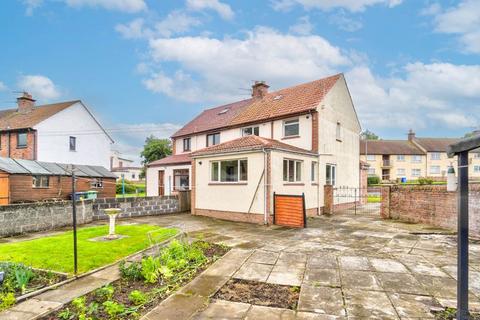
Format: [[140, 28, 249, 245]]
[[192, 136, 317, 157], [414, 138, 460, 152], [360, 140, 424, 155], [147, 153, 192, 167], [0, 100, 79, 131], [172, 74, 342, 138]]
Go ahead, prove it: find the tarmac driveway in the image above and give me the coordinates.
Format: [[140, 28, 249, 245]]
[[132, 212, 480, 319]]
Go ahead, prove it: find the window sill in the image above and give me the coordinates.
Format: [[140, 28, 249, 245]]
[[17, 146, 27, 149], [209, 182, 247, 185], [311, 182, 318, 186], [283, 183, 304, 186], [33, 187, 50, 189], [281, 135, 300, 140]]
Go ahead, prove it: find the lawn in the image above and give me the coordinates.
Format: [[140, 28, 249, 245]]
[[367, 195, 381, 203], [0, 225, 177, 274], [116, 192, 146, 198]]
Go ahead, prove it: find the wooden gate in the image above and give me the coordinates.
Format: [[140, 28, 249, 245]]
[[0, 173, 10, 205], [273, 193, 306, 228]]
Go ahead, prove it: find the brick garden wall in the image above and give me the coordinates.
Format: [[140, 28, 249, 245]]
[[382, 184, 480, 234], [0, 194, 188, 238]]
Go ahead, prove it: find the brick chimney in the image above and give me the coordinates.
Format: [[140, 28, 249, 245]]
[[17, 92, 35, 113], [407, 129, 415, 141], [252, 81, 269, 99]]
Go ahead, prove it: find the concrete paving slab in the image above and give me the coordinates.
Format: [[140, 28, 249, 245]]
[[414, 274, 458, 299], [297, 285, 346, 316], [307, 255, 338, 269], [267, 264, 304, 286], [143, 293, 208, 320], [344, 289, 399, 319], [36, 276, 110, 304], [248, 250, 280, 265], [338, 256, 371, 271], [340, 270, 382, 291], [402, 261, 449, 277], [388, 293, 439, 319], [234, 262, 274, 282], [9, 299, 61, 316], [369, 258, 408, 273], [303, 268, 340, 287], [375, 272, 429, 295], [245, 305, 296, 320], [179, 274, 230, 297], [0, 309, 36, 320], [192, 299, 251, 319], [295, 312, 345, 319], [203, 249, 253, 277]]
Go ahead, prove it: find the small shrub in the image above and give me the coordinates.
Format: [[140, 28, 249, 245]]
[[141, 256, 161, 284], [417, 177, 433, 185], [14, 266, 35, 294], [119, 261, 143, 281], [0, 292, 16, 311], [128, 290, 147, 306], [102, 301, 125, 319], [58, 308, 75, 320], [367, 175, 380, 185], [95, 285, 114, 302]]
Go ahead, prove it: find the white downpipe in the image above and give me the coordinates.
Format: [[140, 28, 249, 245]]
[[263, 148, 268, 225]]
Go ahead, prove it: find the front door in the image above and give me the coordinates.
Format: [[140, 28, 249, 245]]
[[158, 171, 165, 196]]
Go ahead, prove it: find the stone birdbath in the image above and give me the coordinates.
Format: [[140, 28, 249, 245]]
[[104, 208, 122, 240]]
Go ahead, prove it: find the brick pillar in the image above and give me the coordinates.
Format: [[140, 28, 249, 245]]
[[380, 186, 390, 219], [359, 162, 369, 205], [324, 185, 333, 215]]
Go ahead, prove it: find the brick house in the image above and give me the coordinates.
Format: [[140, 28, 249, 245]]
[[0, 92, 113, 168], [146, 74, 362, 224]]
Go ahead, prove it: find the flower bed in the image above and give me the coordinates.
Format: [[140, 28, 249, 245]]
[[42, 240, 229, 319], [0, 262, 66, 311]]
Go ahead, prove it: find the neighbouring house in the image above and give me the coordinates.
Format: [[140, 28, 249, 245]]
[[146, 74, 361, 224], [0, 156, 116, 205], [360, 130, 480, 181], [110, 150, 143, 181], [0, 92, 113, 168]]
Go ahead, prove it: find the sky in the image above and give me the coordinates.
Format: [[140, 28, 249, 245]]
[[0, 0, 479, 164]]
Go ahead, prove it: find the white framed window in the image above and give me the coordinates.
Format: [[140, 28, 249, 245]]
[[311, 161, 318, 182], [366, 155, 375, 161], [397, 168, 406, 176], [430, 152, 441, 160], [430, 165, 441, 174], [32, 176, 49, 188], [283, 118, 299, 137], [241, 126, 259, 136], [397, 155, 405, 161], [283, 159, 302, 182], [368, 168, 376, 175], [206, 133, 220, 147], [411, 155, 422, 163], [326, 164, 336, 186], [336, 122, 342, 141], [210, 159, 247, 182], [412, 169, 421, 177], [90, 178, 103, 189], [474, 165, 480, 173], [474, 153, 480, 159]]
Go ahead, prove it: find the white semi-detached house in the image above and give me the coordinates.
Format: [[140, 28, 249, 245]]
[[146, 74, 361, 224], [0, 92, 113, 168]]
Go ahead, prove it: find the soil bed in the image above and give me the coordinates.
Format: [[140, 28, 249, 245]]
[[41, 241, 229, 319], [433, 308, 480, 320], [214, 279, 300, 310]]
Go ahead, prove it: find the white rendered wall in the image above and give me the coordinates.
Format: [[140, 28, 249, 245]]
[[146, 164, 192, 196]]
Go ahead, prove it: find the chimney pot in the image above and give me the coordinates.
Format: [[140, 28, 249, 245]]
[[252, 81, 269, 99], [17, 92, 36, 113], [408, 129, 415, 141]]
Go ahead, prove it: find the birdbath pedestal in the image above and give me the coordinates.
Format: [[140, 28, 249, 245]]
[[104, 208, 122, 240]]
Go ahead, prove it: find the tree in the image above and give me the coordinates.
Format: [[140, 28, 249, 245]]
[[361, 130, 379, 140], [140, 136, 172, 165]]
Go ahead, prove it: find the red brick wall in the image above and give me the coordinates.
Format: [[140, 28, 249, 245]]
[[383, 184, 480, 234], [0, 131, 36, 160], [9, 175, 116, 203], [323, 185, 333, 214]]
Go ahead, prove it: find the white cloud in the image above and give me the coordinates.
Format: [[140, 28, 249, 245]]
[[328, 10, 363, 31], [144, 27, 350, 102], [429, 0, 480, 54], [65, 0, 146, 13], [289, 16, 314, 35], [347, 63, 480, 130], [186, 0, 234, 20], [116, 11, 201, 39], [17, 75, 61, 101], [22, 0, 43, 15], [272, 0, 402, 12], [0, 81, 7, 91]]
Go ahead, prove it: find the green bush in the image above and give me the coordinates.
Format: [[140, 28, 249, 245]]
[[367, 175, 380, 185], [128, 290, 147, 306], [417, 177, 434, 185]]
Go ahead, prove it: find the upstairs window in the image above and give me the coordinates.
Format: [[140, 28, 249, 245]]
[[283, 159, 302, 182], [336, 122, 342, 141], [69, 136, 76, 151], [183, 138, 191, 151], [411, 155, 422, 163], [283, 119, 299, 137], [326, 164, 336, 186], [17, 132, 27, 148], [242, 126, 259, 136], [430, 152, 441, 160], [206, 133, 220, 147], [210, 159, 247, 182], [366, 155, 375, 161], [397, 155, 405, 161], [32, 176, 49, 188]]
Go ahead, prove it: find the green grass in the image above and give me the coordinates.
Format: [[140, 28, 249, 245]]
[[367, 195, 381, 203], [116, 192, 146, 198], [0, 225, 177, 274]]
